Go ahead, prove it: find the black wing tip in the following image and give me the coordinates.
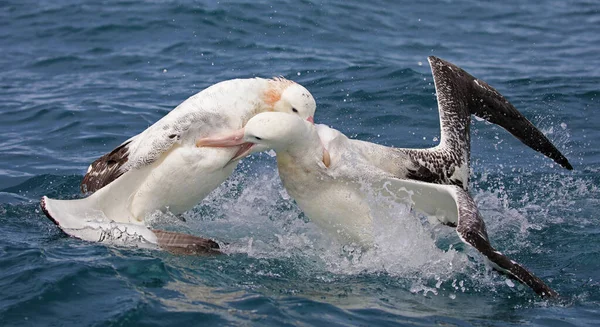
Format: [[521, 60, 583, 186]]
[[537, 141, 573, 171], [461, 227, 559, 298], [562, 159, 574, 171], [454, 189, 558, 298]]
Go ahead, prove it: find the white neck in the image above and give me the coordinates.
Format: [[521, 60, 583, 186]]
[[275, 125, 325, 171]]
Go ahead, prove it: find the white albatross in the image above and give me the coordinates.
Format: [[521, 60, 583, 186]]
[[198, 111, 560, 297], [196, 57, 571, 296], [41, 77, 316, 253]]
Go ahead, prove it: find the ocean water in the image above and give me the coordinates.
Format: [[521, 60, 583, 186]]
[[1, 0, 599, 325]]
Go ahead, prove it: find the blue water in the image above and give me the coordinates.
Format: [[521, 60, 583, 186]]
[[1, 0, 599, 325]]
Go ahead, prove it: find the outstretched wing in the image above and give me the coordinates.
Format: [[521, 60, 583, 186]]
[[344, 57, 572, 194], [376, 177, 558, 297], [428, 56, 572, 170], [450, 186, 558, 297]]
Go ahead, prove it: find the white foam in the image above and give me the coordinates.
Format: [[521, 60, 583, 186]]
[[145, 156, 594, 296], [158, 166, 478, 294]]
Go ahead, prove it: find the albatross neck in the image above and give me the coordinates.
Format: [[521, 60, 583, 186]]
[[275, 125, 324, 168]]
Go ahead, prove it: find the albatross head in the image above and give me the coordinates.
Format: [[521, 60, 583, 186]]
[[241, 112, 311, 153], [264, 78, 316, 123], [196, 112, 329, 165]]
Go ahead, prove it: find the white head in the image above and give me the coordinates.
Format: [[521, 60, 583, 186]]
[[263, 78, 316, 123], [196, 112, 330, 166], [243, 112, 312, 154]]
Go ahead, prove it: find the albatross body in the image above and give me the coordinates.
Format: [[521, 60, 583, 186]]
[[41, 77, 316, 250], [197, 57, 571, 297]]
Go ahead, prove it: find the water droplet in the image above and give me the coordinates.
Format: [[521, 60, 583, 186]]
[[505, 279, 515, 288]]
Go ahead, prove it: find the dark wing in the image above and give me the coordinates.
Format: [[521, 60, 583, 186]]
[[452, 186, 559, 298], [377, 177, 558, 297], [81, 140, 131, 193], [80, 108, 199, 194], [370, 56, 571, 193], [402, 148, 467, 189], [428, 56, 572, 170], [152, 229, 220, 255]]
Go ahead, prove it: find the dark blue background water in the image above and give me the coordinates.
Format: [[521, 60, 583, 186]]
[[1, 1, 599, 326]]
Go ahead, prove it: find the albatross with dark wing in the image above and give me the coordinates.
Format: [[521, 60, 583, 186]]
[[41, 77, 316, 252], [196, 57, 570, 296]]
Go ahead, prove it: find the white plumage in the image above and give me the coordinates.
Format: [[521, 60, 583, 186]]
[[41, 77, 316, 249], [197, 111, 559, 297], [194, 55, 571, 297]]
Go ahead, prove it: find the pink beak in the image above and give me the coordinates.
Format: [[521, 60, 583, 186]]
[[195, 128, 245, 147], [307, 116, 314, 124], [196, 128, 255, 163]]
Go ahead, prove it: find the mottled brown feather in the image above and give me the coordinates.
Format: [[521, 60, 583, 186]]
[[428, 56, 572, 170], [81, 141, 131, 193], [152, 229, 220, 255]]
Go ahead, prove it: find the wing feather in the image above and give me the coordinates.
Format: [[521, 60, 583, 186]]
[[378, 177, 558, 297], [451, 186, 559, 298], [152, 229, 220, 255], [428, 56, 572, 170], [81, 110, 196, 193], [358, 57, 574, 192], [81, 140, 132, 193]]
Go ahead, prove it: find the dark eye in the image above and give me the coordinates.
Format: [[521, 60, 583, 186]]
[[292, 108, 298, 113], [255, 136, 262, 140]]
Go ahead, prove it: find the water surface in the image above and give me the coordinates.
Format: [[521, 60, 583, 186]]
[[1, 1, 599, 326]]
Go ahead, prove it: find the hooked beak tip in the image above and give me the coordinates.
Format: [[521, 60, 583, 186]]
[[228, 142, 255, 164], [307, 116, 314, 124]]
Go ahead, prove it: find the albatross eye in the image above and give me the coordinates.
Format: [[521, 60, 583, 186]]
[[292, 108, 298, 113], [254, 136, 262, 140]]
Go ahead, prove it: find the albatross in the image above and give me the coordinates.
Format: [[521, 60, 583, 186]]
[[41, 77, 316, 252], [196, 57, 571, 296]]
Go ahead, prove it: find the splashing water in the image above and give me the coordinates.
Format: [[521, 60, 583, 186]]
[[138, 151, 596, 301], [143, 159, 491, 296]]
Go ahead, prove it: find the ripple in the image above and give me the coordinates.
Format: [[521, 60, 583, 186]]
[[29, 55, 84, 68], [1, 0, 599, 324]]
